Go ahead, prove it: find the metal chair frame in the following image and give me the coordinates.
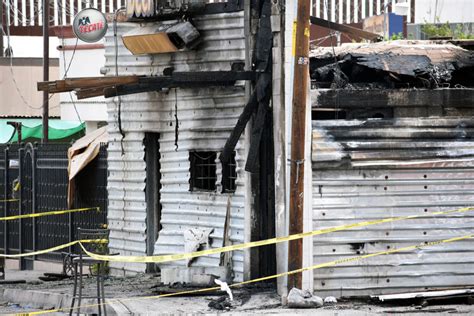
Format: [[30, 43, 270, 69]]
[[70, 228, 110, 316]]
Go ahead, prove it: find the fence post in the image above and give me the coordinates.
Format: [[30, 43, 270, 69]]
[[18, 145, 25, 270], [3, 146, 9, 256], [31, 143, 37, 260]]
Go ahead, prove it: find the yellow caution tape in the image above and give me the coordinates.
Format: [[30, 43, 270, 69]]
[[234, 233, 474, 287], [0, 198, 19, 202], [80, 206, 474, 264], [0, 239, 107, 258], [24, 233, 474, 315], [14, 181, 20, 192], [0, 207, 100, 221]]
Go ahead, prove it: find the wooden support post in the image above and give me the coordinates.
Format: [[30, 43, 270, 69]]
[[42, 0, 50, 143], [288, 0, 311, 291]]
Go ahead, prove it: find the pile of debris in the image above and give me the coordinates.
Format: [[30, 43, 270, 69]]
[[310, 40, 474, 89]]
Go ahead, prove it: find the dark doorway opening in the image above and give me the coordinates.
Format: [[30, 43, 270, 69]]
[[250, 110, 276, 283], [144, 133, 162, 273]]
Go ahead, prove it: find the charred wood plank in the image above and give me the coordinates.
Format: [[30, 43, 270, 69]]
[[245, 95, 271, 172], [169, 71, 256, 83], [255, 0, 273, 72], [310, 16, 382, 42], [76, 87, 112, 99], [104, 71, 256, 98], [312, 88, 474, 108], [220, 0, 273, 169]]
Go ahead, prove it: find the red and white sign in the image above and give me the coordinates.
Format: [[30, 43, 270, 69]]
[[73, 8, 108, 43]]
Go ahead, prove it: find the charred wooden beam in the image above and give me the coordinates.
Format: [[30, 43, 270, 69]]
[[312, 88, 474, 108], [310, 16, 382, 42], [220, 73, 271, 164], [76, 87, 115, 99], [245, 92, 271, 172], [37, 76, 141, 93], [104, 71, 256, 98], [220, 93, 258, 163]]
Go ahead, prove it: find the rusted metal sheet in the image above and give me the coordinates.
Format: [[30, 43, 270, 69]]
[[104, 12, 247, 279], [311, 117, 474, 297]]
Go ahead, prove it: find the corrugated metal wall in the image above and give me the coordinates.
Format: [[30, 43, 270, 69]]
[[104, 12, 247, 278], [311, 117, 474, 297]]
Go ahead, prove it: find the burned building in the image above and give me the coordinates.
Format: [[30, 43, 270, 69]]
[[36, 2, 474, 300], [310, 40, 474, 297], [99, 2, 281, 286]]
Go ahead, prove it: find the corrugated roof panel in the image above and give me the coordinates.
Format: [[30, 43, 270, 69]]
[[312, 117, 474, 297], [105, 12, 247, 279]]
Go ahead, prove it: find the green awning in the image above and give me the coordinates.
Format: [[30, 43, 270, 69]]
[[0, 119, 85, 144]]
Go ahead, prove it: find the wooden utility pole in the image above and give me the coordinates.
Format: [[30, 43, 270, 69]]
[[288, 0, 311, 290], [42, 0, 50, 143]]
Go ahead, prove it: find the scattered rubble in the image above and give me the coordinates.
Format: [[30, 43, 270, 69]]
[[287, 288, 324, 309], [208, 296, 233, 311], [324, 296, 338, 304]]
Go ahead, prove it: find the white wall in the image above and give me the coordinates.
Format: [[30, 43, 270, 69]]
[[0, 59, 60, 117], [2, 36, 60, 58], [59, 37, 107, 130], [415, 0, 474, 24]]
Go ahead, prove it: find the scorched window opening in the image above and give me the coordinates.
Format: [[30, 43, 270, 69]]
[[189, 151, 217, 192]]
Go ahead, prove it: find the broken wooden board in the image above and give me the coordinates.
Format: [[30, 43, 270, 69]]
[[310, 16, 382, 42]]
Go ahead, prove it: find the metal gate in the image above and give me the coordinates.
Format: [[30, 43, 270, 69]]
[[0, 143, 108, 269]]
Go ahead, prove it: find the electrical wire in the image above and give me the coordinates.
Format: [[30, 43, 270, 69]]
[[58, 6, 82, 124], [2, 0, 81, 113], [2, 15, 59, 110], [114, 7, 126, 155]]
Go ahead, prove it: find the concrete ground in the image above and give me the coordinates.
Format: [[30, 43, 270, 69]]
[[2, 266, 474, 315]]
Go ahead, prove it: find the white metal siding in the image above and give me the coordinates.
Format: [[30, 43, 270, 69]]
[[311, 118, 474, 297], [104, 13, 247, 278]]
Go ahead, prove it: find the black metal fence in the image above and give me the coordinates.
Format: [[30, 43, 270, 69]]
[[0, 143, 108, 269]]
